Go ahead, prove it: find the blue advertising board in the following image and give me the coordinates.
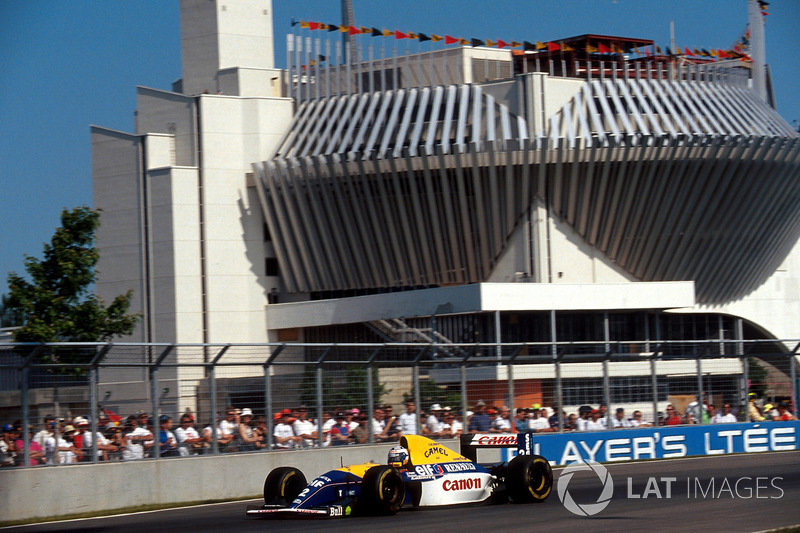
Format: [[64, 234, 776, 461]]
[[510, 421, 800, 465]]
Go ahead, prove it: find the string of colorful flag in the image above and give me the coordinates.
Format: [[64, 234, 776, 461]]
[[290, 19, 754, 64]]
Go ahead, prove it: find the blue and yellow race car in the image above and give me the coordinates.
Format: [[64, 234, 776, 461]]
[[245, 433, 552, 518]]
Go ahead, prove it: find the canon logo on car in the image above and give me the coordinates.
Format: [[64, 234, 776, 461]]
[[471, 434, 517, 446], [442, 478, 482, 491]]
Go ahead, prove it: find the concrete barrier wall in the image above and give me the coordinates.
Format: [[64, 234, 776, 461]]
[[0, 437, 505, 524], [0, 443, 397, 523]]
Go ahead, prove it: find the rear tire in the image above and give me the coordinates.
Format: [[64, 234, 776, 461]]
[[505, 454, 552, 503], [263, 466, 307, 505], [359, 465, 405, 515]]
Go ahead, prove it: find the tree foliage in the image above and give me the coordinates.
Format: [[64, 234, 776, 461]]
[[5, 207, 139, 361], [300, 366, 389, 412], [403, 377, 461, 410]]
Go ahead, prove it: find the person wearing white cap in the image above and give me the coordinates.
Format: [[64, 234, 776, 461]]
[[424, 404, 443, 437], [236, 408, 260, 451], [45, 425, 80, 464], [78, 417, 118, 461]]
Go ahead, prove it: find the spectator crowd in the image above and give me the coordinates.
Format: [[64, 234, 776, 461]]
[[1, 396, 795, 467]]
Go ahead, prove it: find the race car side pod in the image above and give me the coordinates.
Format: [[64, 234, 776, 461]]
[[459, 433, 526, 462]]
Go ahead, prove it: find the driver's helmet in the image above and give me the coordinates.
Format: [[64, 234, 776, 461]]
[[387, 445, 410, 468]]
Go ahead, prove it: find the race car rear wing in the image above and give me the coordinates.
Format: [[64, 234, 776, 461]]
[[460, 433, 529, 462]]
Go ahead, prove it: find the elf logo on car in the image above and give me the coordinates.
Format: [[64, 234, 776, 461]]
[[415, 464, 444, 477], [443, 478, 482, 491], [472, 435, 517, 446]]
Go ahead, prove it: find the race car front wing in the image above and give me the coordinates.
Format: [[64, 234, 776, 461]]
[[246, 503, 352, 518]]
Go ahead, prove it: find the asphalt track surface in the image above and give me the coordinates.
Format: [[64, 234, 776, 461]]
[[9, 451, 800, 533]]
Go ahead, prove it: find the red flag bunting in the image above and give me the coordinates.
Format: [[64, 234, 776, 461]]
[[395, 30, 407, 39], [444, 35, 458, 45], [348, 25, 360, 35], [497, 39, 510, 48], [547, 41, 560, 52], [308, 21, 319, 30]]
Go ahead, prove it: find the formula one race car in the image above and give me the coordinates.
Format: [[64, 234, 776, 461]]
[[245, 433, 552, 518]]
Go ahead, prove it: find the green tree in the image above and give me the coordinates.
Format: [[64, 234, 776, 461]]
[[300, 365, 389, 412], [403, 376, 461, 410], [5, 206, 139, 362]]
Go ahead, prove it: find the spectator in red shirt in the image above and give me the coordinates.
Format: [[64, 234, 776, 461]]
[[775, 402, 797, 421], [664, 404, 681, 425]]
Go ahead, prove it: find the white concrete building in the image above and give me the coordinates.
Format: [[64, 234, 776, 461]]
[[92, 1, 800, 410]]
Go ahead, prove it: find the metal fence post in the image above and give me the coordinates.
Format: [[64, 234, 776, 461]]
[[696, 352, 704, 425], [550, 311, 563, 432], [209, 364, 218, 455], [89, 364, 98, 464], [737, 318, 747, 420], [741, 354, 750, 422], [460, 345, 474, 432], [264, 365, 272, 451], [316, 364, 324, 447], [150, 345, 176, 459], [507, 345, 523, 419], [263, 344, 284, 451], [651, 345, 661, 428], [603, 348, 612, 429], [367, 364, 374, 443], [366, 347, 382, 444], [791, 352, 798, 420], [555, 348, 563, 433], [88, 343, 111, 464], [150, 364, 160, 459], [507, 359, 515, 416], [413, 364, 422, 435], [315, 346, 333, 448], [603, 314, 612, 429], [208, 361, 219, 455], [21, 360, 30, 468]]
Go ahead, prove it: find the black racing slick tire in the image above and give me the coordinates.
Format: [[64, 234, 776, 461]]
[[359, 465, 406, 515], [263, 466, 307, 505], [505, 454, 553, 503]]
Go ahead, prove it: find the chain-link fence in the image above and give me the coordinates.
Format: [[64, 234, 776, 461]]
[[0, 340, 797, 467]]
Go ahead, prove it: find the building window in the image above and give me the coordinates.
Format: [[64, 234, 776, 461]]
[[265, 258, 279, 277]]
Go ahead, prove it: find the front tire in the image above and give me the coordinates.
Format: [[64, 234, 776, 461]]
[[505, 454, 552, 503], [263, 466, 307, 505], [359, 465, 406, 515]]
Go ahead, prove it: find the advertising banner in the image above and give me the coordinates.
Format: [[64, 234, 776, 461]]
[[511, 421, 800, 465]]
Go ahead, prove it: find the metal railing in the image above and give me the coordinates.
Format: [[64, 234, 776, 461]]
[[285, 34, 751, 105], [0, 339, 797, 467]]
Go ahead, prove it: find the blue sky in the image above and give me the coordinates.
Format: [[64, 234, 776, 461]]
[[1, 0, 798, 293]]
